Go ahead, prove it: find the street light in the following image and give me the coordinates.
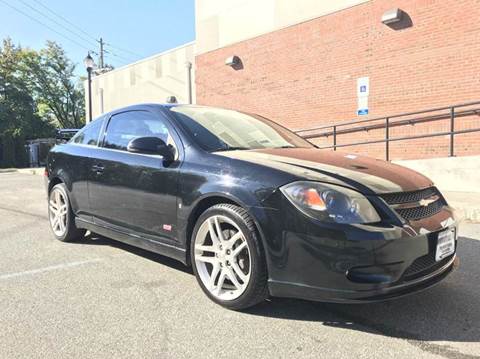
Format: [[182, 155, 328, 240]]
[[83, 53, 95, 123]]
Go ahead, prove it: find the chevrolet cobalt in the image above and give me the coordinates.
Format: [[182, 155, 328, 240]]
[[45, 104, 458, 310]]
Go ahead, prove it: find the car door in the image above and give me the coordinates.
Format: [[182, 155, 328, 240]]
[[87, 109, 180, 245], [62, 117, 106, 222]]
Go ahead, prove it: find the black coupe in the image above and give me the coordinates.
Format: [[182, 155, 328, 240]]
[[45, 104, 458, 309]]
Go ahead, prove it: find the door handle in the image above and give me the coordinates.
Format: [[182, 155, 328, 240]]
[[92, 164, 105, 173]]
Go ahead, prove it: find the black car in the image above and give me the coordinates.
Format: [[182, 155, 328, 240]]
[[45, 104, 458, 310]]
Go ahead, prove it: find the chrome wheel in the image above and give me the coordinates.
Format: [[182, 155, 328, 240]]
[[49, 188, 68, 237], [194, 215, 252, 301]]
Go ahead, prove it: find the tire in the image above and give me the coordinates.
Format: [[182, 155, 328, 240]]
[[48, 183, 85, 242], [190, 203, 268, 310]]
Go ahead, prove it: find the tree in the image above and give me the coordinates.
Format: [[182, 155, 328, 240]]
[[22, 41, 85, 129], [0, 39, 48, 167], [0, 38, 84, 167]]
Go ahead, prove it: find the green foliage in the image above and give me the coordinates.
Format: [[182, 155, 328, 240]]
[[22, 41, 85, 129], [14, 135, 29, 168], [0, 38, 84, 167], [0, 135, 15, 168]]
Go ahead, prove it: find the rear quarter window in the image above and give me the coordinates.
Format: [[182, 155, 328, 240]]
[[71, 118, 104, 146]]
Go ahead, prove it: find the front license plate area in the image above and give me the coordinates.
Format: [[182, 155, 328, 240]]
[[436, 228, 455, 262]]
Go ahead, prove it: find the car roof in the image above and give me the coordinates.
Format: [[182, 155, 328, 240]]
[[97, 103, 218, 118]]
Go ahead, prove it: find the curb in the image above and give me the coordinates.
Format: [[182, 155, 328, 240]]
[[17, 168, 45, 176], [0, 168, 44, 175], [451, 205, 480, 224]]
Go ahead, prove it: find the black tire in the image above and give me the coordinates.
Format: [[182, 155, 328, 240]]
[[48, 183, 85, 242], [190, 203, 268, 310]]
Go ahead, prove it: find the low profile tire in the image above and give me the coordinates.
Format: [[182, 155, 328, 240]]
[[48, 183, 85, 242], [191, 203, 268, 310]]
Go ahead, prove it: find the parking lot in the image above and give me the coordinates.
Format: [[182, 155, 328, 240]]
[[0, 172, 479, 359]]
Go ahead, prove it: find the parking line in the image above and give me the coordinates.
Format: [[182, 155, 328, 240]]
[[0, 258, 103, 280]]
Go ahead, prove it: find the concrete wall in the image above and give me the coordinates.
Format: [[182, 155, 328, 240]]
[[195, 0, 480, 160], [396, 156, 480, 194], [195, 0, 369, 54], [87, 42, 195, 119]]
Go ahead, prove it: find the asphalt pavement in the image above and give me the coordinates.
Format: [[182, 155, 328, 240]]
[[0, 172, 479, 359]]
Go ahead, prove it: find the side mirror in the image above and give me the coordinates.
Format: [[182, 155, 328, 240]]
[[127, 136, 174, 162]]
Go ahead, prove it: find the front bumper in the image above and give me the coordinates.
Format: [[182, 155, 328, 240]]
[[255, 193, 459, 303], [268, 255, 458, 303]]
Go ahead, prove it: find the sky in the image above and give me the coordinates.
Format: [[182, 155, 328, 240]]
[[0, 0, 195, 76]]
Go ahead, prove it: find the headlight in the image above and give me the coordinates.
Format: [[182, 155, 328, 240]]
[[280, 181, 380, 224]]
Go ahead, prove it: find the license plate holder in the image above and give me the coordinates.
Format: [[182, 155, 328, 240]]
[[436, 228, 455, 262]]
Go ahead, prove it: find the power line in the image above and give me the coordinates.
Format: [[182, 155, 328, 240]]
[[30, 0, 98, 42], [107, 44, 145, 59], [17, 0, 97, 49], [105, 48, 135, 63], [0, 0, 93, 52], [30, 0, 145, 60], [103, 52, 130, 66], [2, 0, 144, 68]]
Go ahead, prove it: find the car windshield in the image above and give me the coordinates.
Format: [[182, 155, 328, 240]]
[[169, 106, 314, 152]]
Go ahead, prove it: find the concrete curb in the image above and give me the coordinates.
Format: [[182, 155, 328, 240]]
[[443, 191, 480, 224], [0, 169, 17, 173], [0, 168, 44, 175], [17, 168, 45, 176]]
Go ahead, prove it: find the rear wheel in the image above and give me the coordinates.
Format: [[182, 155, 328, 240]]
[[191, 204, 268, 310], [48, 183, 85, 242]]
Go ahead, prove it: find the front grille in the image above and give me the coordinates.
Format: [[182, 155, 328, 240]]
[[379, 187, 445, 221], [403, 253, 453, 281], [395, 199, 444, 220], [380, 187, 438, 205]]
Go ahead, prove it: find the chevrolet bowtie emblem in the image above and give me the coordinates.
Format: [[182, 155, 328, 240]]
[[419, 198, 435, 207]]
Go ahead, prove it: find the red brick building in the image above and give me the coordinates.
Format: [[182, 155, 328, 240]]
[[195, 0, 480, 160]]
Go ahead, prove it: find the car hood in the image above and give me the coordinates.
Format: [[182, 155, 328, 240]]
[[216, 148, 433, 194]]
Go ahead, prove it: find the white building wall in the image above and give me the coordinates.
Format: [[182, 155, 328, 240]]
[[87, 42, 196, 120], [195, 0, 370, 54]]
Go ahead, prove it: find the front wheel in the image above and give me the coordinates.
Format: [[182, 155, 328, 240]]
[[191, 204, 268, 310], [48, 183, 85, 242]]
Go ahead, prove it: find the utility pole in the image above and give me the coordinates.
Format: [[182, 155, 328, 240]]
[[98, 38, 104, 69], [185, 61, 192, 104]]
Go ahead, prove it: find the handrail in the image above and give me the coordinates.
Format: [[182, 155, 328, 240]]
[[294, 101, 480, 160]]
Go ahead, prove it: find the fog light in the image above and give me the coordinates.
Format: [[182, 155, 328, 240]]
[[347, 262, 403, 284]]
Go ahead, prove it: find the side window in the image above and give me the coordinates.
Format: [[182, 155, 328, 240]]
[[71, 118, 104, 146], [104, 111, 173, 152]]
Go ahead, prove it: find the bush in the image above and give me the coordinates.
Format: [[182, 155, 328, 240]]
[[0, 135, 31, 168], [0, 135, 16, 168], [14, 136, 29, 168]]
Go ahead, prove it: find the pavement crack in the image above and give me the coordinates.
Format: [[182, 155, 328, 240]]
[[0, 205, 48, 220]]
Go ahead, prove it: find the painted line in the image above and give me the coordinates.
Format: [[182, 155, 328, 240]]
[[0, 258, 103, 280]]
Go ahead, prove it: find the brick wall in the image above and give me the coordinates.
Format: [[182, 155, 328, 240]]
[[195, 0, 480, 160]]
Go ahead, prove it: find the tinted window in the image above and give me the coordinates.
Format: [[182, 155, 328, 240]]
[[104, 111, 172, 151], [71, 118, 103, 146], [169, 106, 313, 152]]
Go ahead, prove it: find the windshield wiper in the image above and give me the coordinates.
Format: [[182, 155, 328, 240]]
[[212, 146, 250, 152]]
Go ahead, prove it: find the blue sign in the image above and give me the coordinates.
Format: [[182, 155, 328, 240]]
[[357, 109, 369, 115], [360, 85, 367, 93]]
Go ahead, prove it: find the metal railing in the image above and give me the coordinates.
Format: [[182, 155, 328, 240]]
[[294, 101, 480, 161]]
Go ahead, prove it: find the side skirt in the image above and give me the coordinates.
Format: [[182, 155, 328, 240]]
[[75, 218, 188, 265]]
